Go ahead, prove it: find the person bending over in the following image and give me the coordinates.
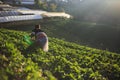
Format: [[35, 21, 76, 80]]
[[31, 24, 48, 52]]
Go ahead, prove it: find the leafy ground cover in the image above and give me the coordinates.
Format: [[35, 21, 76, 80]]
[[5, 19, 120, 53], [0, 28, 120, 80]]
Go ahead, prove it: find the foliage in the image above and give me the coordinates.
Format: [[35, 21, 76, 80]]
[[33, 0, 120, 25], [0, 28, 120, 80], [49, 3, 57, 11], [4, 18, 120, 54], [0, 29, 56, 80], [34, 0, 57, 11]]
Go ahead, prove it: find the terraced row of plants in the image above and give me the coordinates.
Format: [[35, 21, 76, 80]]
[[0, 29, 56, 80], [0, 28, 120, 80]]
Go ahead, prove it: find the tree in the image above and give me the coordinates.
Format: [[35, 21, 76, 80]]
[[50, 3, 57, 11]]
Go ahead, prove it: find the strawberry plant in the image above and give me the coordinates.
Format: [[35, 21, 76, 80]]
[[0, 28, 120, 80]]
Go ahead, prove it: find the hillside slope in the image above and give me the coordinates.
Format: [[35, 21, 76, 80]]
[[0, 28, 120, 80], [4, 19, 120, 53]]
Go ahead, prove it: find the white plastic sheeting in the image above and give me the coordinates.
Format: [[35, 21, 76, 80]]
[[18, 10, 71, 18], [42, 12, 71, 18], [0, 15, 43, 23], [21, 2, 35, 5], [0, 11, 20, 17], [17, 10, 47, 15]]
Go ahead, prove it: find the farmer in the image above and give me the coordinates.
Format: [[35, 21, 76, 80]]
[[31, 24, 48, 52]]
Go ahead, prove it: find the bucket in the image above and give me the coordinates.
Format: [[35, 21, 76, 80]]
[[23, 35, 34, 45]]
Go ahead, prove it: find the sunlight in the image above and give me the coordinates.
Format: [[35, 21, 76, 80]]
[[103, 0, 120, 17], [81, 0, 120, 22]]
